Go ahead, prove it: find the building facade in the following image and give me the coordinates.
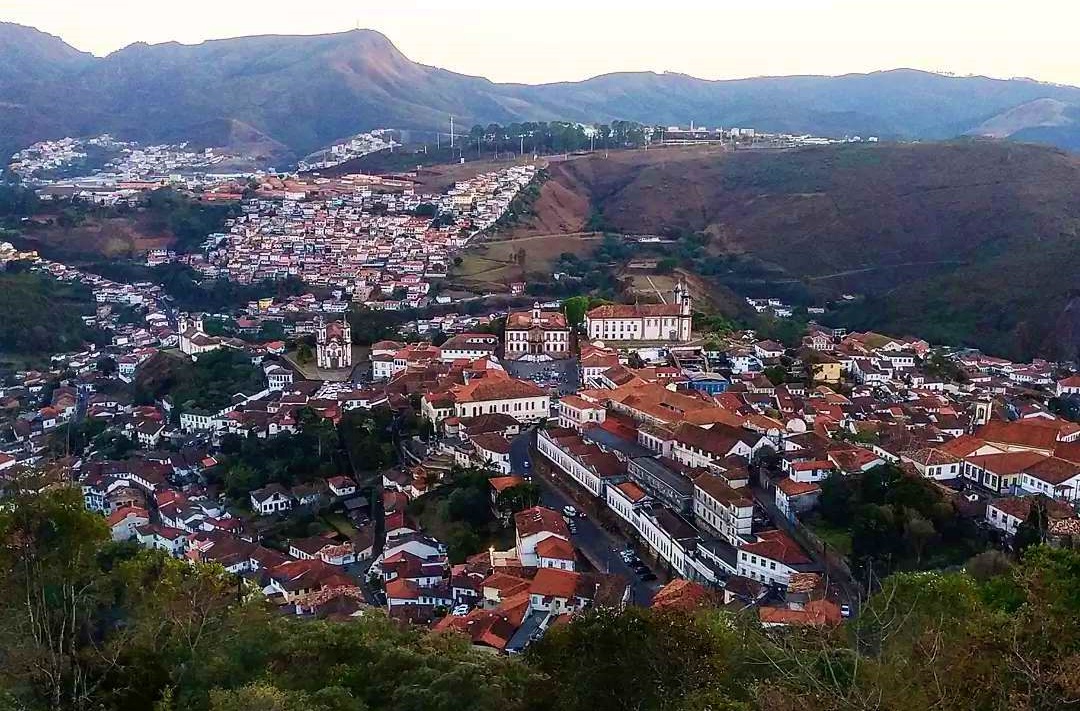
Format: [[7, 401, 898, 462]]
[[316, 320, 352, 370], [505, 304, 571, 360], [585, 281, 693, 342]]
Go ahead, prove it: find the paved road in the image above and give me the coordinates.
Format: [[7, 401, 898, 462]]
[[511, 429, 658, 605]]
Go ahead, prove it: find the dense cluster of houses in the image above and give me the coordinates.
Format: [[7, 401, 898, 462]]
[[164, 165, 536, 309]]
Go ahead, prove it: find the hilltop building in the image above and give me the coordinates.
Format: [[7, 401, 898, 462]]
[[585, 280, 693, 342]]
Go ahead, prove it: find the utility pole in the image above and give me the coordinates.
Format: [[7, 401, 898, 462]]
[[520, 135, 524, 156], [449, 115, 454, 148]]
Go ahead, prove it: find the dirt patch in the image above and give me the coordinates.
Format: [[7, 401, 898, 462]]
[[15, 215, 175, 259]]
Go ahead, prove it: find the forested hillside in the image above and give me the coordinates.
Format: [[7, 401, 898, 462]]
[[541, 141, 1080, 360], [2, 488, 1079, 711], [0, 269, 106, 359]]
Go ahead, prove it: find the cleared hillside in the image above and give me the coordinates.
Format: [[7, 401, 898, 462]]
[[540, 141, 1080, 360]]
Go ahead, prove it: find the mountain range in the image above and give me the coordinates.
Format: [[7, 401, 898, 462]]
[[4, 23, 1080, 163]]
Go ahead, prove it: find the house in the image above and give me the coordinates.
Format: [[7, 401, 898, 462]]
[[107, 506, 150, 541], [439, 333, 500, 362], [902, 448, 962, 481], [514, 506, 573, 569], [692, 472, 753, 546], [737, 530, 814, 586], [754, 340, 785, 360], [1057, 375, 1080, 397], [985, 495, 1074, 537], [527, 568, 590, 614], [470, 433, 513, 474], [1017, 457, 1080, 502], [774, 477, 821, 519], [327, 475, 357, 498], [250, 484, 295, 515], [671, 423, 772, 470]]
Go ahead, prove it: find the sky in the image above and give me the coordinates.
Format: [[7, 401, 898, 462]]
[[4, 0, 1080, 87]]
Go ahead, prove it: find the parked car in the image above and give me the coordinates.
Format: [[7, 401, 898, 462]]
[[452, 604, 470, 616], [840, 604, 853, 619], [638, 571, 657, 582], [562, 505, 578, 519]]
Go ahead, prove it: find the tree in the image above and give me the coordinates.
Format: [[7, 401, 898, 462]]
[[763, 365, 788, 386], [0, 488, 112, 710], [1014, 498, 1049, 553], [498, 483, 541, 515], [527, 607, 749, 711], [96, 355, 118, 376], [656, 258, 677, 274], [562, 296, 590, 328]]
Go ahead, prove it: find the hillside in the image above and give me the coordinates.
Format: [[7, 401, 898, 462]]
[[0, 270, 106, 361], [5, 25, 1080, 160], [534, 141, 1080, 360]]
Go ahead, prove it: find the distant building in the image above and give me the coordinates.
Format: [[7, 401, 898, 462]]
[[585, 281, 692, 342], [505, 303, 571, 360], [316, 320, 352, 370]]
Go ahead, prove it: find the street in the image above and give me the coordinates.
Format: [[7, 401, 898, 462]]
[[511, 429, 659, 605]]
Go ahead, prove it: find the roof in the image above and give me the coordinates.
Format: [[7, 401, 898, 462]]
[[989, 495, 1074, 521], [651, 578, 722, 611], [530, 567, 580, 599], [776, 477, 822, 497], [535, 536, 577, 561], [758, 599, 842, 627], [587, 303, 683, 319], [938, 434, 996, 458], [451, 376, 546, 404], [514, 506, 570, 539], [506, 308, 568, 331], [106, 506, 149, 527], [694, 473, 752, 507], [741, 530, 812, 566], [966, 451, 1048, 476], [471, 432, 512, 455], [1024, 457, 1080, 486], [976, 420, 1062, 452], [489, 475, 526, 493], [614, 481, 648, 503], [674, 422, 758, 458]]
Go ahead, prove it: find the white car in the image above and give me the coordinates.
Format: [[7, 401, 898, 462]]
[[452, 604, 470, 616], [562, 505, 578, 519]]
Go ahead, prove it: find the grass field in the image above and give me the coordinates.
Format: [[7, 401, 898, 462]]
[[453, 232, 600, 290], [807, 518, 853, 557]]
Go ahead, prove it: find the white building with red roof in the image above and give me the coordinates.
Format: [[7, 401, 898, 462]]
[[505, 303, 571, 360], [585, 280, 692, 342]]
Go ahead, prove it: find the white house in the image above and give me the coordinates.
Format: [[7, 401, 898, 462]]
[[737, 530, 813, 586], [250, 484, 294, 515]]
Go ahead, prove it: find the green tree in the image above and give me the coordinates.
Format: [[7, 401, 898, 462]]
[[562, 296, 590, 328]]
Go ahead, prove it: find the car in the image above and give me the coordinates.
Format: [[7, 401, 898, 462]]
[[452, 604, 470, 616], [562, 505, 578, 518], [568, 523, 578, 534], [523, 460, 531, 469], [638, 571, 658, 582], [840, 604, 853, 619]]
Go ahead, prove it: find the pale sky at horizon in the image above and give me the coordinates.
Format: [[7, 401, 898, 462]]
[[4, 0, 1080, 87]]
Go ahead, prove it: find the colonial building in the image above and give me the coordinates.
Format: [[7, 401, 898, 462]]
[[505, 303, 571, 360], [316, 320, 352, 370], [585, 281, 693, 342]]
